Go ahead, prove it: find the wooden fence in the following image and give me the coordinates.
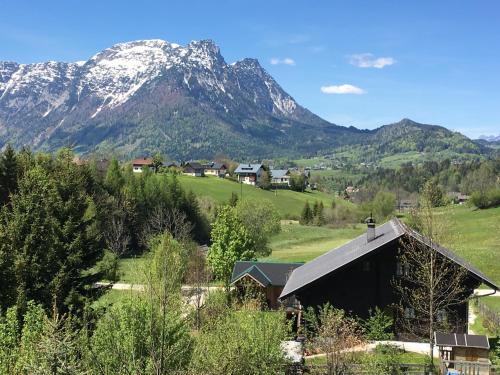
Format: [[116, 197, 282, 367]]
[[440, 359, 491, 375]]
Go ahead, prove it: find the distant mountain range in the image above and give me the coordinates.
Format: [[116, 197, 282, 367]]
[[478, 134, 500, 144], [0, 39, 495, 160]]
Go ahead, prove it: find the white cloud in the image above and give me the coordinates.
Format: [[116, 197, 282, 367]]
[[270, 57, 296, 66], [349, 53, 396, 69], [320, 84, 366, 95]]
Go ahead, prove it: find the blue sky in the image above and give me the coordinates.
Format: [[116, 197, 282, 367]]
[[1, 1, 499, 138]]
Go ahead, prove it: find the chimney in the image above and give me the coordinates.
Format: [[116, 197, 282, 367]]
[[365, 215, 376, 242]]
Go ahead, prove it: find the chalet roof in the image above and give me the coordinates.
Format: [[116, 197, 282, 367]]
[[231, 261, 303, 287], [184, 162, 204, 170], [270, 169, 290, 179], [205, 162, 227, 170], [434, 332, 489, 349], [280, 218, 498, 299], [234, 163, 263, 174], [132, 158, 154, 165]]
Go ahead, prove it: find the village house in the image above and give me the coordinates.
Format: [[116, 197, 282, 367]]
[[231, 261, 303, 309], [270, 169, 291, 187], [447, 191, 470, 205], [203, 162, 227, 177], [183, 162, 205, 177], [279, 218, 498, 337], [132, 157, 155, 173], [234, 163, 264, 185]]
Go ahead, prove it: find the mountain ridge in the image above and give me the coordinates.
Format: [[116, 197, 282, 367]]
[[0, 39, 491, 160]]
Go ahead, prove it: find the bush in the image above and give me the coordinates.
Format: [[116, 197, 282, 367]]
[[189, 310, 290, 375], [363, 344, 403, 375], [470, 188, 500, 209], [362, 307, 394, 341], [96, 250, 120, 281], [89, 298, 193, 374]]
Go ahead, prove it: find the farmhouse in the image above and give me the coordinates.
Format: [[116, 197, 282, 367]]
[[203, 162, 227, 177], [132, 157, 155, 173], [270, 169, 291, 187], [231, 261, 303, 309], [183, 162, 205, 177], [279, 218, 498, 336], [234, 163, 264, 185]]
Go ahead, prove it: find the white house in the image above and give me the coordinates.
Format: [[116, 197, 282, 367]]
[[234, 163, 264, 185], [270, 169, 291, 187], [132, 158, 155, 173], [203, 162, 227, 177]]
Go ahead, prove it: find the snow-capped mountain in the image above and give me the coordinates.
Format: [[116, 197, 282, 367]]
[[1, 39, 350, 158], [0, 39, 488, 159]]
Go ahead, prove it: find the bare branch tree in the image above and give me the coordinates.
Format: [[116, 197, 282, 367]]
[[306, 304, 365, 375], [103, 213, 130, 257], [393, 202, 470, 368], [141, 204, 194, 246]]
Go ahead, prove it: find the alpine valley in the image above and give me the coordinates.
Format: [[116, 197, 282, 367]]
[[0, 39, 494, 160]]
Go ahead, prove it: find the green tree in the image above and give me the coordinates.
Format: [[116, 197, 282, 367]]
[[228, 191, 238, 207], [300, 201, 313, 225], [371, 191, 396, 221], [0, 163, 101, 315], [152, 152, 164, 173], [235, 200, 281, 257], [190, 310, 289, 375], [259, 169, 272, 190], [104, 158, 124, 195], [362, 307, 394, 341], [421, 180, 444, 207], [312, 201, 325, 226], [0, 144, 18, 206], [207, 205, 255, 288], [290, 173, 306, 192], [89, 298, 192, 374]]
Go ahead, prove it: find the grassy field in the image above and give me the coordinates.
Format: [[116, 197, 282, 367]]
[[177, 175, 347, 218], [118, 257, 147, 284], [305, 351, 433, 366], [115, 204, 499, 290], [432, 205, 500, 286], [263, 223, 364, 263], [482, 296, 500, 312]]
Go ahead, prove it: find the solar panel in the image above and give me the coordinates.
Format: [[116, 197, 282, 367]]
[[434, 332, 489, 349]]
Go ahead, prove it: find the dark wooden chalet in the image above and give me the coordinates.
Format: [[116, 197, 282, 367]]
[[183, 162, 205, 177], [279, 218, 498, 336], [231, 261, 303, 309]]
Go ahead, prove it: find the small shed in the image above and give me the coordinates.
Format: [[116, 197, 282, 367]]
[[231, 261, 302, 309], [435, 332, 490, 375]]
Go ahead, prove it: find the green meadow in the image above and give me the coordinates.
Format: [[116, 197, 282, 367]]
[[177, 174, 348, 218]]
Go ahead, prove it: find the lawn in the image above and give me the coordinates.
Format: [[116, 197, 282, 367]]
[[305, 350, 433, 366], [118, 256, 147, 284], [263, 223, 365, 263], [92, 289, 142, 309], [177, 175, 347, 219], [431, 205, 500, 286], [482, 296, 500, 312]]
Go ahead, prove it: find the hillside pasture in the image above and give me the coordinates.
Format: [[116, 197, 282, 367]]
[[177, 174, 346, 218]]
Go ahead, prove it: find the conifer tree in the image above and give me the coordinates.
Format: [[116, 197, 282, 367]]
[[300, 201, 313, 225], [104, 158, 124, 195], [0, 144, 18, 206]]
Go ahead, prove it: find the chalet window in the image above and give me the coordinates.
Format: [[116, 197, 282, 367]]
[[404, 307, 415, 319], [363, 261, 370, 272], [396, 262, 410, 277], [437, 310, 447, 323]]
